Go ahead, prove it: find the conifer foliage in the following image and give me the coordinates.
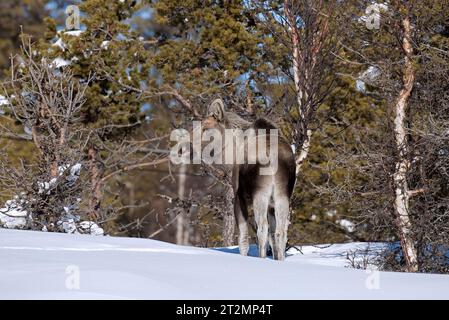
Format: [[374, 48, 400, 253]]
[[0, 0, 449, 273]]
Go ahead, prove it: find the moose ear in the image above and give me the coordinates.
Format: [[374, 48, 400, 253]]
[[208, 98, 225, 121]]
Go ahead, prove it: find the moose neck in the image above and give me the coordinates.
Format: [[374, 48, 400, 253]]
[[224, 112, 252, 130]]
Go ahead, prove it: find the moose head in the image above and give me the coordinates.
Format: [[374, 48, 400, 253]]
[[202, 98, 226, 131]]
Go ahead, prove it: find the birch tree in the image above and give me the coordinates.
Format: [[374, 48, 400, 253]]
[[391, 10, 418, 272], [323, 0, 449, 272], [253, 0, 338, 177]]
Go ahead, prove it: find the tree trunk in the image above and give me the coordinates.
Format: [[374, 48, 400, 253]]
[[284, 1, 312, 177], [295, 129, 312, 176], [245, 79, 254, 114], [88, 147, 102, 220], [392, 17, 418, 272], [176, 163, 190, 245], [222, 197, 235, 247], [222, 178, 236, 247], [50, 161, 59, 179]]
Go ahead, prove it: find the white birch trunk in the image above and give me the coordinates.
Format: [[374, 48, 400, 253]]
[[392, 17, 418, 272], [285, 2, 312, 177], [295, 129, 312, 176]]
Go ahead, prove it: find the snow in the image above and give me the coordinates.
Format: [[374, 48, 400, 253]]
[[79, 221, 104, 236], [53, 38, 65, 50], [0, 95, 8, 115], [101, 40, 110, 49], [69, 163, 82, 181], [356, 79, 367, 92], [356, 66, 381, 93], [338, 218, 355, 233], [51, 57, 71, 68], [360, 66, 381, 82], [37, 163, 81, 194], [38, 178, 57, 194], [58, 215, 104, 236], [1, 229, 449, 299], [52, 30, 84, 51], [0, 95, 9, 106], [50, 30, 84, 67], [64, 30, 83, 37], [325, 209, 336, 218], [359, 3, 389, 24], [0, 199, 27, 229]]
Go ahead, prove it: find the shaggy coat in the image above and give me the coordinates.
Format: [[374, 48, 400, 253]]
[[203, 99, 295, 260]]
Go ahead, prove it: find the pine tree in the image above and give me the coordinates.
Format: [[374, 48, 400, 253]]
[[38, 0, 152, 220], [0, 0, 49, 77], [149, 0, 268, 108]]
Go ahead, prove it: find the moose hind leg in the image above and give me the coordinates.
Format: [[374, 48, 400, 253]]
[[268, 206, 276, 257], [273, 195, 290, 261], [253, 192, 270, 258]]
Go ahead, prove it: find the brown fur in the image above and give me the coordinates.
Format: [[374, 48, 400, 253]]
[[203, 99, 295, 260]]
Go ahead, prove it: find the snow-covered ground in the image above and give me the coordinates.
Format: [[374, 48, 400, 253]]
[[1, 229, 449, 299]]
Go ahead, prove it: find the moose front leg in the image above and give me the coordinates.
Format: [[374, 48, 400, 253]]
[[235, 194, 249, 256]]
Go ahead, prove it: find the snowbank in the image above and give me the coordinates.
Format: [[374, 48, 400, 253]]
[[1, 229, 449, 299]]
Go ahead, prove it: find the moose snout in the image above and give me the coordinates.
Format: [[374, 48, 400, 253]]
[[201, 116, 218, 130]]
